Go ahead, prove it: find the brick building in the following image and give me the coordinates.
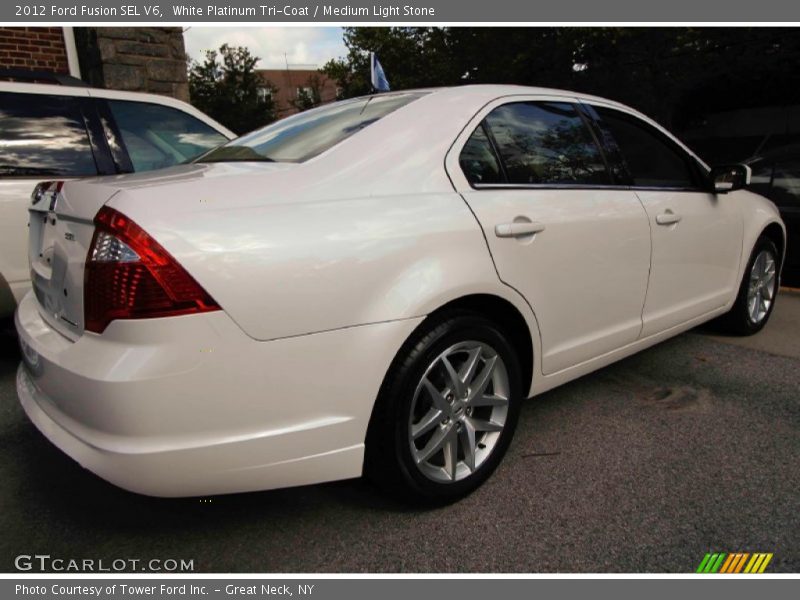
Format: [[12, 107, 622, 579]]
[[257, 69, 338, 117], [0, 27, 189, 102], [0, 27, 77, 75]]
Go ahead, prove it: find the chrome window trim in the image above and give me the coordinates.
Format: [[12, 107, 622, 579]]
[[471, 182, 710, 193]]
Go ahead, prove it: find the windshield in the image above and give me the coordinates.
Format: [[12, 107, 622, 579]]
[[198, 92, 427, 164]]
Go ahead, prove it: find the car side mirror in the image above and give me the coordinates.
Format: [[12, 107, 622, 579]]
[[710, 164, 751, 193]]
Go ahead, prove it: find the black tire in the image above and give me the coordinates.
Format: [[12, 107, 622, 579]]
[[715, 235, 780, 335], [365, 310, 523, 505]]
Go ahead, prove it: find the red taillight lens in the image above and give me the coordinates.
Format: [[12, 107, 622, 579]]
[[84, 207, 220, 333]]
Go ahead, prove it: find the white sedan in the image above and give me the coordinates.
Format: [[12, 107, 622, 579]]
[[15, 85, 785, 502]]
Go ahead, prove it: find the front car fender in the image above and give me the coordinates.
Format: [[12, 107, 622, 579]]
[[733, 190, 787, 289]]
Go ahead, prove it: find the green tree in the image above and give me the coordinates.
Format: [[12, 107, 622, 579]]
[[321, 27, 800, 132], [188, 44, 276, 135], [322, 27, 460, 97]]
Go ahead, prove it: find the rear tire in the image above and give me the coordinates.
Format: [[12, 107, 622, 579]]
[[715, 235, 780, 336], [365, 311, 523, 505]]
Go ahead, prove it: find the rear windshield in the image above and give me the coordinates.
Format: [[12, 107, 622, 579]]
[[198, 92, 427, 164]]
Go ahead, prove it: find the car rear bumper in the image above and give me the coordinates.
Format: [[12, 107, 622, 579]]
[[15, 292, 422, 497]]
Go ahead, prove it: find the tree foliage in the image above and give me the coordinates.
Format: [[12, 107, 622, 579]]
[[322, 28, 800, 129], [188, 44, 276, 135]]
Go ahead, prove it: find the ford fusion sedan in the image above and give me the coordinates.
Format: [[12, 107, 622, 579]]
[[15, 85, 784, 502]]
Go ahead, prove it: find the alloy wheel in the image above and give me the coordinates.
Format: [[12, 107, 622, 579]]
[[747, 249, 777, 324], [408, 341, 510, 483]]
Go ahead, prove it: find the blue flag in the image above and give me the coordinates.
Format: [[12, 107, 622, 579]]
[[370, 52, 390, 92]]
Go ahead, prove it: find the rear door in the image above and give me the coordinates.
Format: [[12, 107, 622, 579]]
[[446, 97, 652, 375], [587, 104, 743, 337]]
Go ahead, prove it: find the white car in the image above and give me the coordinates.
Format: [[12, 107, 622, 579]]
[[0, 78, 235, 320], [15, 85, 785, 502]]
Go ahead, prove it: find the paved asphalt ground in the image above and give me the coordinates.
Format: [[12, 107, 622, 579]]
[[0, 293, 798, 574]]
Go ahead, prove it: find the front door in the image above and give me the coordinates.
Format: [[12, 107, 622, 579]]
[[589, 105, 743, 337]]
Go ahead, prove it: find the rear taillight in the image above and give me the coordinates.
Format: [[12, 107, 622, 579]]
[[84, 206, 220, 333]]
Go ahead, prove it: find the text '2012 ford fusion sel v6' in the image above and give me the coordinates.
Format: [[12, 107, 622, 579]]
[[15, 86, 785, 503]]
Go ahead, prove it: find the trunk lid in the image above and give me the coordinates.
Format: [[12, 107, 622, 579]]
[[28, 180, 118, 340], [27, 162, 298, 340]]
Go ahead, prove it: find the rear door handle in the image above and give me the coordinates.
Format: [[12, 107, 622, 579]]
[[655, 211, 682, 226], [495, 222, 546, 238]]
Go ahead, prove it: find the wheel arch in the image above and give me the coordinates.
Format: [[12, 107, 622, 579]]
[[735, 190, 787, 289], [423, 294, 535, 397], [762, 221, 787, 270], [363, 291, 538, 494], [370, 290, 539, 437]]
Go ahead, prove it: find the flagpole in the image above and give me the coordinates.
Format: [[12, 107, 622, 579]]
[[369, 51, 375, 94]]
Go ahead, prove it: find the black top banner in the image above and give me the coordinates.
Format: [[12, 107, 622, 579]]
[[4, 0, 800, 22]]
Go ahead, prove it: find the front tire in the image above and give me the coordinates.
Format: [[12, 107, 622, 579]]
[[365, 311, 523, 504], [716, 235, 780, 335]]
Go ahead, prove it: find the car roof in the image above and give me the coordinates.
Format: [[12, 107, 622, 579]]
[[404, 84, 631, 110], [0, 80, 236, 139]]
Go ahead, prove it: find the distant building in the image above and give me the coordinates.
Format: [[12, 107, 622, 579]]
[[256, 69, 338, 117]]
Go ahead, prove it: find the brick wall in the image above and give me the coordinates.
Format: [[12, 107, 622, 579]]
[[258, 69, 339, 117], [75, 28, 189, 101], [0, 27, 69, 73]]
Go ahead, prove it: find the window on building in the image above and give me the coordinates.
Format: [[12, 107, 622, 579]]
[[257, 87, 273, 103]]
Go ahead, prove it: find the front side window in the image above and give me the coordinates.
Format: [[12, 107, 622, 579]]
[[481, 102, 610, 185], [107, 100, 228, 172], [199, 92, 427, 164], [594, 107, 699, 189], [0, 92, 97, 177]]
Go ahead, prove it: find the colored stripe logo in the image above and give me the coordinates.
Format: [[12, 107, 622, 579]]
[[696, 552, 773, 573]]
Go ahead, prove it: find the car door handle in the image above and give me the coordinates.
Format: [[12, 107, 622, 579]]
[[495, 222, 546, 238], [655, 211, 682, 225]]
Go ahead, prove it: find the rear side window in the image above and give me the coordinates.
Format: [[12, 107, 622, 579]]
[[107, 100, 228, 172], [0, 92, 97, 177], [460, 125, 503, 185], [594, 107, 699, 189], [200, 92, 427, 164], [481, 102, 610, 185]]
